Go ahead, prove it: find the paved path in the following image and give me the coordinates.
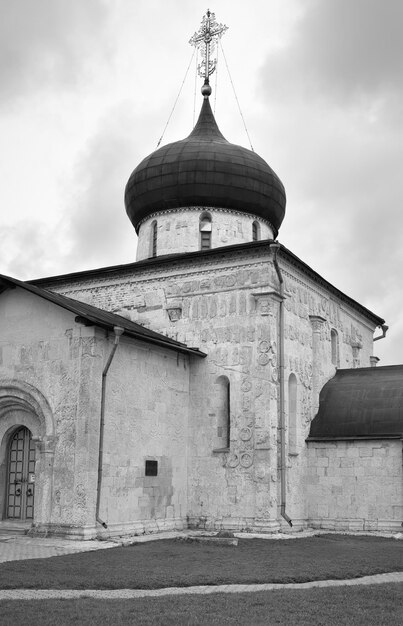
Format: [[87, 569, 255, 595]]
[[0, 533, 118, 563], [0, 572, 402, 600], [1, 529, 400, 565], [0, 529, 320, 564]]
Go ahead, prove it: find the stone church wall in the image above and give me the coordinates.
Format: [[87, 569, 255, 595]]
[[97, 337, 190, 536], [0, 287, 192, 537], [0, 288, 103, 535], [306, 440, 402, 532], [279, 257, 377, 528], [40, 245, 379, 531]]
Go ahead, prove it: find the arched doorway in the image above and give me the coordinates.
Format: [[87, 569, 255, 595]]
[[0, 380, 55, 527], [6, 427, 36, 520]]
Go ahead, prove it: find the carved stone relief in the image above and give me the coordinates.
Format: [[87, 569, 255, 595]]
[[166, 307, 182, 322]]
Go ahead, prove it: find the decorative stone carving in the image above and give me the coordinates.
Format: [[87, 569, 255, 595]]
[[239, 427, 252, 441], [240, 452, 253, 468], [255, 430, 270, 450], [252, 290, 282, 316], [258, 339, 277, 367], [351, 342, 362, 368], [309, 315, 326, 333], [226, 453, 239, 468], [166, 307, 182, 322], [241, 378, 252, 392]]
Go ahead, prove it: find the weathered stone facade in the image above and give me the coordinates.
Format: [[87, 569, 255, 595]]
[[136, 208, 273, 260], [0, 286, 193, 538], [11, 240, 389, 536], [1, 68, 400, 537], [306, 440, 403, 532]]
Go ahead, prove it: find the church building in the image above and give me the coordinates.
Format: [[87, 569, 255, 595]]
[[0, 12, 402, 539]]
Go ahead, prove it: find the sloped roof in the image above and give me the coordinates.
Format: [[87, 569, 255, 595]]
[[308, 366, 403, 440], [30, 241, 385, 328], [0, 274, 205, 358]]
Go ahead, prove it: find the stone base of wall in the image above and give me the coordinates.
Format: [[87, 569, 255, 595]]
[[279, 517, 307, 533], [96, 517, 186, 539], [30, 517, 186, 540], [187, 515, 283, 533], [29, 523, 98, 540], [308, 517, 403, 533]]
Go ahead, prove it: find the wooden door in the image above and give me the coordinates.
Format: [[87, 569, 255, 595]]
[[6, 427, 36, 520]]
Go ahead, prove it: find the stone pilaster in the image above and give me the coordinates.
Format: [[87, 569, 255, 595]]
[[352, 342, 362, 368], [309, 315, 326, 418], [32, 435, 56, 527]]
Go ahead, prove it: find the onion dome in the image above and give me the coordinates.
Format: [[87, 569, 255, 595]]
[[125, 96, 286, 236]]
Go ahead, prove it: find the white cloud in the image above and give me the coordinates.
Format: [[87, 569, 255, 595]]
[[0, 0, 112, 104]]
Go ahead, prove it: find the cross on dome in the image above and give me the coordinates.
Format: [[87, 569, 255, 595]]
[[189, 9, 228, 95], [124, 10, 286, 245]]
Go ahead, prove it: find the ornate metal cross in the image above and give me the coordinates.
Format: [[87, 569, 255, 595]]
[[189, 9, 228, 85]]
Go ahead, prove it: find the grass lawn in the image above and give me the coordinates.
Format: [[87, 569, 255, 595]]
[[0, 534, 402, 590], [0, 584, 402, 625]]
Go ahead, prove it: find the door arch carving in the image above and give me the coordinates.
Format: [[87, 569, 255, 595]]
[[0, 380, 55, 526]]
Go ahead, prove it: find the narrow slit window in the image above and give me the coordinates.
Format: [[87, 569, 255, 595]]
[[288, 373, 298, 455], [213, 375, 230, 450], [331, 329, 339, 367], [151, 221, 158, 258], [199, 213, 212, 250], [252, 221, 260, 241]]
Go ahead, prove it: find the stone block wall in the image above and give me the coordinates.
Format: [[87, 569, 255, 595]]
[[0, 288, 103, 535], [136, 208, 273, 260], [98, 337, 190, 536], [39, 244, 380, 531], [306, 440, 403, 531]]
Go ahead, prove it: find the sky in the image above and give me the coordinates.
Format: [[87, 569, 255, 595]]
[[0, 0, 402, 365]]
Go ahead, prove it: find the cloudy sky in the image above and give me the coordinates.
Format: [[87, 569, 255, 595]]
[[1, 0, 401, 365]]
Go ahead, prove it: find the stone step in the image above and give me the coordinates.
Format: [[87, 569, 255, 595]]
[[0, 521, 31, 536]]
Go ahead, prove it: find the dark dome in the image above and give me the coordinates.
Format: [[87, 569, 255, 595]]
[[125, 97, 286, 235], [308, 366, 403, 440]]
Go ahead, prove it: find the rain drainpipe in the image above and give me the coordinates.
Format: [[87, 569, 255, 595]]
[[270, 242, 292, 527], [373, 324, 388, 342], [96, 326, 125, 529]]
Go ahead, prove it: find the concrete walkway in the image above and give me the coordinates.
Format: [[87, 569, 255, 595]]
[[0, 529, 321, 564], [0, 572, 402, 600], [0, 533, 118, 564]]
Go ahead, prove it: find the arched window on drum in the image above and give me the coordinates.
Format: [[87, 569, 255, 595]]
[[199, 212, 212, 250], [252, 220, 260, 241], [150, 220, 158, 258]]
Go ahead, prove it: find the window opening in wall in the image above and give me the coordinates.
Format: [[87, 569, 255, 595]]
[[252, 221, 260, 241], [151, 220, 158, 258], [145, 460, 158, 476], [199, 212, 212, 250], [331, 329, 339, 367], [288, 373, 298, 455], [226, 381, 231, 448], [213, 375, 230, 450]]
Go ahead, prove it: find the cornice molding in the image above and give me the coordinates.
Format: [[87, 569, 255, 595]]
[[137, 206, 275, 232]]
